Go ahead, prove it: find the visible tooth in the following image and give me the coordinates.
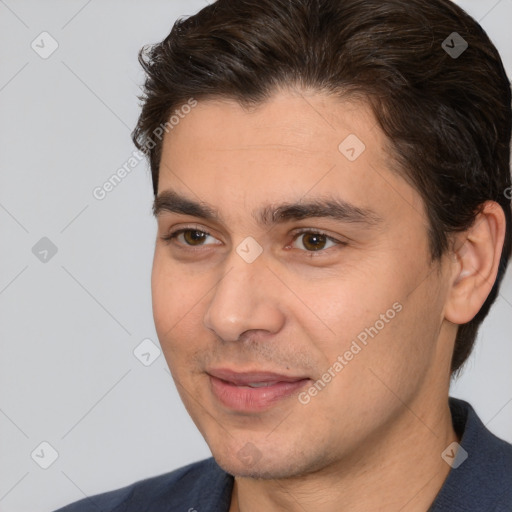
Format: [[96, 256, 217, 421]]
[[246, 381, 278, 388]]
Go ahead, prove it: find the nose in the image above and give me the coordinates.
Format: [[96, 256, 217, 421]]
[[202, 251, 286, 343]]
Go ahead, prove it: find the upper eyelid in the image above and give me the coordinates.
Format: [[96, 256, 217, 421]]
[[164, 225, 339, 238], [164, 224, 215, 238], [291, 227, 343, 239], [163, 226, 346, 247]]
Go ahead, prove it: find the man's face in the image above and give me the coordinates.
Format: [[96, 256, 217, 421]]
[[152, 91, 455, 478]]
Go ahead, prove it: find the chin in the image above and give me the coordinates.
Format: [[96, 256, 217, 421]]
[[217, 458, 297, 480], [211, 444, 321, 480]]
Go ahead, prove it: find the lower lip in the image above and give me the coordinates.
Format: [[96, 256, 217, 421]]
[[209, 375, 310, 412]]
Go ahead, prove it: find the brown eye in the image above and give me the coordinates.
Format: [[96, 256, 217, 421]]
[[182, 230, 208, 246], [302, 233, 328, 251], [161, 228, 219, 247], [291, 231, 340, 252]]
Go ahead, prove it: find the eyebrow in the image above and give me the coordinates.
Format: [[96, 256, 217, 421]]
[[153, 190, 382, 228]]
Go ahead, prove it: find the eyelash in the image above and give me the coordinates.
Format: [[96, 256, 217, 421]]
[[160, 226, 346, 255]]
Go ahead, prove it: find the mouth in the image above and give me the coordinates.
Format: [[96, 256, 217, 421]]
[[207, 368, 311, 412]]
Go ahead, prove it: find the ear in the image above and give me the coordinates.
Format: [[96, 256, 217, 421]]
[[444, 201, 507, 325]]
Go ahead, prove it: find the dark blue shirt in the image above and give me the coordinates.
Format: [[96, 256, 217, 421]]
[[54, 398, 512, 511]]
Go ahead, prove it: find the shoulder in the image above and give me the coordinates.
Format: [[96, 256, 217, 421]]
[[53, 457, 233, 512], [430, 398, 512, 511]]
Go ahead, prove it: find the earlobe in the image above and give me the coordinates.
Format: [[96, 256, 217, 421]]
[[444, 201, 506, 325]]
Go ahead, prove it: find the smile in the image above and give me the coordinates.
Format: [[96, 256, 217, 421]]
[[207, 369, 311, 412]]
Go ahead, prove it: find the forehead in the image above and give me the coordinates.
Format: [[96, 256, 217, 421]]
[[162, 91, 380, 156], [157, 90, 424, 225]]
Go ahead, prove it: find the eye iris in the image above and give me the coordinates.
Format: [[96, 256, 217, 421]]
[[303, 233, 327, 251], [184, 230, 207, 245]]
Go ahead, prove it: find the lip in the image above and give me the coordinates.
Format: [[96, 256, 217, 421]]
[[207, 368, 311, 412]]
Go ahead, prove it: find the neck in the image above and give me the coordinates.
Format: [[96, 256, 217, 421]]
[[229, 397, 458, 512]]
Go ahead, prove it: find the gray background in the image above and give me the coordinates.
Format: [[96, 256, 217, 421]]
[[0, 1, 510, 511]]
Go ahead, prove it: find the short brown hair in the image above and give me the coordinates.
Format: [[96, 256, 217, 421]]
[[132, 0, 512, 373]]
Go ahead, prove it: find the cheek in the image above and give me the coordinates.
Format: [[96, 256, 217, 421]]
[[311, 258, 433, 373], [151, 253, 204, 343], [309, 267, 395, 334], [342, 277, 442, 400]]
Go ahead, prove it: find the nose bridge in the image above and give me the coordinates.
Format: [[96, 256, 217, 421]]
[[203, 247, 284, 342]]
